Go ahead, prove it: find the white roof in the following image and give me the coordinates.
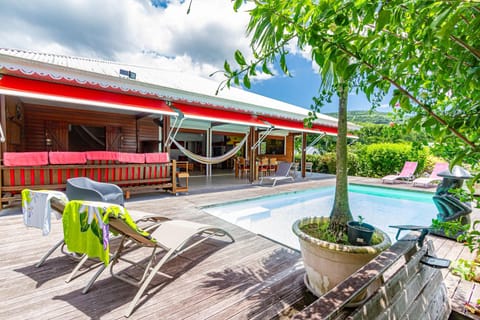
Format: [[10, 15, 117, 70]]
[[0, 48, 358, 130]]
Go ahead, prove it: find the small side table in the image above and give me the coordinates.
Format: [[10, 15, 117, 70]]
[[176, 172, 189, 193]]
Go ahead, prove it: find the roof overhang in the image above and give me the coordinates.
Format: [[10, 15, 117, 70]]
[[172, 102, 270, 129], [259, 115, 358, 138], [0, 74, 177, 116]]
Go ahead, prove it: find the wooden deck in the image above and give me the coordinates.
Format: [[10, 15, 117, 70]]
[[0, 176, 479, 319]]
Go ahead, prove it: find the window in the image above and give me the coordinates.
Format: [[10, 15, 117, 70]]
[[259, 137, 285, 155], [69, 125, 106, 151]]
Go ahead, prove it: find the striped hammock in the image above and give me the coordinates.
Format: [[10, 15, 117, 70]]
[[171, 134, 248, 165]]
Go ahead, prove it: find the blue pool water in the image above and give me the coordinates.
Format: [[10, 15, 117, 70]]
[[202, 185, 437, 250]]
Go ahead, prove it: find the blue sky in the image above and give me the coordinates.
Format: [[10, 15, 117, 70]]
[[0, 0, 391, 114], [247, 55, 392, 113]]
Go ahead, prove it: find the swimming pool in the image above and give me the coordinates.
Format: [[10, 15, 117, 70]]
[[202, 184, 438, 250]]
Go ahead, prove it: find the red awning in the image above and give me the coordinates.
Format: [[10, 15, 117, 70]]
[[172, 103, 270, 128], [260, 116, 336, 134], [0, 74, 177, 116], [259, 116, 355, 138]]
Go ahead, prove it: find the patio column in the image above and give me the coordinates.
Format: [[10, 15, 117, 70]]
[[161, 115, 170, 153], [301, 132, 307, 178], [249, 126, 256, 183], [0, 94, 5, 155], [206, 127, 212, 176]]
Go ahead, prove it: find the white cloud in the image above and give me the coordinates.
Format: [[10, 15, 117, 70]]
[[0, 0, 254, 80]]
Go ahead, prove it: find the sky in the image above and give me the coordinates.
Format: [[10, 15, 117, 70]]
[[0, 0, 392, 114]]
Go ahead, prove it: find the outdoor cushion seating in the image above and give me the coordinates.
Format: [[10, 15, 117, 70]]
[[413, 162, 449, 188], [260, 161, 295, 187], [116, 152, 145, 164], [3, 151, 49, 166], [66, 177, 124, 206], [382, 161, 418, 184], [77, 202, 235, 317], [144, 152, 169, 163], [48, 151, 87, 164], [85, 151, 119, 162]]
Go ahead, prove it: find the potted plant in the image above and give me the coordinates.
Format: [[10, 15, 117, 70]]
[[347, 215, 375, 246], [292, 218, 390, 301], [288, 80, 391, 300], [216, 0, 436, 302], [221, 0, 479, 305]]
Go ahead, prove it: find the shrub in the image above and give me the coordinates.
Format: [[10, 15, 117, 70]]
[[357, 143, 428, 178], [296, 143, 428, 178], [423, 155, 446, 174], [317, 151, 359, 175]]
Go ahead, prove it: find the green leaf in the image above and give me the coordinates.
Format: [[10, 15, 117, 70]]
[[224, 60, 231, 74], [376, 9, 390, 31], [262, 62, 273, 76], [249, 65, 257, 76], [430, 7, 451, 30], [243, 74, 251, 89], [234, 50, 247, 66], [451, 153, 465, 168], [233, 0, 243, 12], [280, 54, 288, 75]]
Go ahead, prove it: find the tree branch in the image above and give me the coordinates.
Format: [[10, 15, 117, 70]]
[[332, 42, 478, 150], [450, 35, 480, 60]]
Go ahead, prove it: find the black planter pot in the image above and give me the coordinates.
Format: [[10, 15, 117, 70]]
[[347, 221, 375, 246]]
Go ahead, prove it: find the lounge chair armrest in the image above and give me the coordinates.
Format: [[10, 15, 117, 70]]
[[389, 224, 430, 245]]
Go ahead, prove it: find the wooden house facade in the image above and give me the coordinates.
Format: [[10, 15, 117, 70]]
[[0, 48, 357, 203]]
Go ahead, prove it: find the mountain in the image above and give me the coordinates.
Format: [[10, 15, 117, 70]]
[[326, 111, 393, 124]]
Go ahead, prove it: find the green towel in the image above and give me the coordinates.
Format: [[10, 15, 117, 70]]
[[62, 200, 153, 265]]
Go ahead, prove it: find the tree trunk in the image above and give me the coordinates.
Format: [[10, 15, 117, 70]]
[[329, 81, 353, 235]]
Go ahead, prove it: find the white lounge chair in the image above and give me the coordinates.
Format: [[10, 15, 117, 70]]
[[68, 200, 235, 317], [305, 162, 313, 175], [260, 162, 294, 187], [30, 191, 165, 284], [382, 161, 418, 184], [413, 162, 449, 188]]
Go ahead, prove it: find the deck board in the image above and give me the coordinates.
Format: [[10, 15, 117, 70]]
[[0, 180, 326, 320], [1, 177, 479, 319]]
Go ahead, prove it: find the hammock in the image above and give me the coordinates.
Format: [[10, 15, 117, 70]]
[[171, 134, 248, 165]]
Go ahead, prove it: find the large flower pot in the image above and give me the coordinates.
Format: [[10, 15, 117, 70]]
[[292, 216, 391, 301]]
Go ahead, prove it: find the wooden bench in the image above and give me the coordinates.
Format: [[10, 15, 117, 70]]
[[0, 160, 183, 205], [293, 233, 451, 319]]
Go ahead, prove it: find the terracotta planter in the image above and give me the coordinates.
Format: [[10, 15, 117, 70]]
[[292, 216, 391, 301]]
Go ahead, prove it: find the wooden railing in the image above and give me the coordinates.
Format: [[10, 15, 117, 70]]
[[293, 234, 451, 319], [0, 159, 184, 205]]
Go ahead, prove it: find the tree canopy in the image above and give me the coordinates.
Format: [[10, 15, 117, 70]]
[[223, 0, 479, 181]]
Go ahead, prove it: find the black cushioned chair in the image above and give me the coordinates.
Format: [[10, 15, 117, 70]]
[[66, 177, 124, 206]]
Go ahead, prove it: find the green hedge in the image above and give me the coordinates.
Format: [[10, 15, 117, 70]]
[[295, 143, 429, 178], [295, 150, 359, 175], [356, 143, 428, 178]]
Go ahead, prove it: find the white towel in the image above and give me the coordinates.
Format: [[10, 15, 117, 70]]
[[22, 189, 68, 235]]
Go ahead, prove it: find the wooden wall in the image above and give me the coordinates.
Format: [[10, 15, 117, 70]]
[[0, 95, 297, 159], [4, 99, 159, 153]]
